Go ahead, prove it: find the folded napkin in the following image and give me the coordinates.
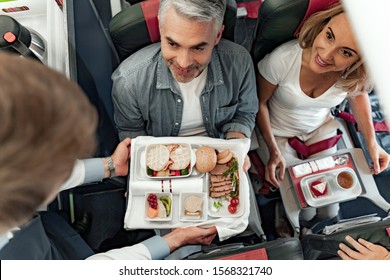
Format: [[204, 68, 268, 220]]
[[130, 177, 204, 196], [292, 156, 336, 178]]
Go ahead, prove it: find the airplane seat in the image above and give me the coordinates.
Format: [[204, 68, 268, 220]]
[[251, 0, 338, 65], [108, 0, 237, 63], [250, 0, 339, 66], [300, 214, 390, 259], [185, 237, 304, 260]]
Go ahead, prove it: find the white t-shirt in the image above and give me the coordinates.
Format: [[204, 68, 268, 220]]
[[258, 40, 348, 138], [177, 67, 208, 136]]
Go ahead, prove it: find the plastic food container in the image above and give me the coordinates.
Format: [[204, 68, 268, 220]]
[[145, 192, 173, 222], [179, 192, 207, 222], [335, 169, 357, 190], [145, 143, 194, 179]]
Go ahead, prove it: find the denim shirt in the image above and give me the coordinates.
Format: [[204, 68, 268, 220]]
[[112, 39, 258, 140]]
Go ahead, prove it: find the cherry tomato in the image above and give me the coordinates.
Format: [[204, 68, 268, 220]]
[[230, 197, 239, 207], [228, 204, 237, 214]]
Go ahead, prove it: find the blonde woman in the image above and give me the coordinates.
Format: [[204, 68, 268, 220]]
[[256, 3, 389, 222]]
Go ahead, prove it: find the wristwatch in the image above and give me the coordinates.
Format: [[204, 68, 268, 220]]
[[105, 156, 116, 178]]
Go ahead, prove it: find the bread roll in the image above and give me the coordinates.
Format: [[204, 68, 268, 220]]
[[217, 150, 233, 164], [195, 146, 217, 172]]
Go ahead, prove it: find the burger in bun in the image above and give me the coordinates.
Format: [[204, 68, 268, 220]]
[[195, 146, 217, 173]]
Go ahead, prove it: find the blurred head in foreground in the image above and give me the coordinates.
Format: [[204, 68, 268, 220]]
[[0, 53, 97, 235]]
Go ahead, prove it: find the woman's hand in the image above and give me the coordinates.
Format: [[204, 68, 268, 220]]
[[338, 235, 390, 260], [367, 142, 389, 174], [265, 150, 286, 188]]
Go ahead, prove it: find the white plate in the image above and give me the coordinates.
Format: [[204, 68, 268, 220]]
[[300, 167, 362, 208], [206, 166, 245, 218], [179, 192, 207, 222]]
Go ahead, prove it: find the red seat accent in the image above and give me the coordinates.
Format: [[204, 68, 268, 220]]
[[3, 31, 16, 43], [236, 0, 262, 19], [294, 0, 340, 36], [217, 247, 268, 260], [140, 0, 161, 43], [248, 150, 275, 194], [338, 111, 389, 132]]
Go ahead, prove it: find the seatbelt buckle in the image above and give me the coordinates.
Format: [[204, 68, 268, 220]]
[[331, 108, 341, 117]]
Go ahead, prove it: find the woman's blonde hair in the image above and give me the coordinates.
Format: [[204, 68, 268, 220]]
[[298, 3, 373, 95], [0, 53, 97, 229]]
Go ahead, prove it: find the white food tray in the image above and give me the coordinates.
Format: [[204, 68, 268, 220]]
[[124, 136, 250, 229]]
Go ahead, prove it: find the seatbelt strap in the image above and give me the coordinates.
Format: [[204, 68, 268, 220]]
[[248, 150, 275, 194], [337, 111, 389, 132], [288, 129, 343, 160]]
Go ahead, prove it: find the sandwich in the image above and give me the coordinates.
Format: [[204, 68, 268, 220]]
[[146, 144, 170, 171], [184, 195, 203, 218], [168, 144, 191, 170]]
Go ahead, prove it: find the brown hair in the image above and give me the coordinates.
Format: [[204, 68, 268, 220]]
[[298, 3, 373, 95], [0, 53, 97, 229]]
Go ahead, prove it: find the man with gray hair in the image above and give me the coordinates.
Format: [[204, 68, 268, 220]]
[[112, 0, 258, 140], [112, 0, 258, 252]]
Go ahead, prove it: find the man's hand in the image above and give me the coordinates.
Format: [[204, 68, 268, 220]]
[[111, 138, 132, 177], [225, 132, 251, 172], [225, 131, 246, 140], [243, 155, 251, 172], [338, 235, 390, 260], [163, 226, 217, 253]]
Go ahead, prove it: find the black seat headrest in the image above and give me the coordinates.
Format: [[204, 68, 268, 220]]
[[251, 0, 339, 65], [109, 0, 237, 62]]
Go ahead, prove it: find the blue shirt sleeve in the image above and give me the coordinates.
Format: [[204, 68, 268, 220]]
[[83, 158, 105, 184], [140, 235, 170, 260]]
